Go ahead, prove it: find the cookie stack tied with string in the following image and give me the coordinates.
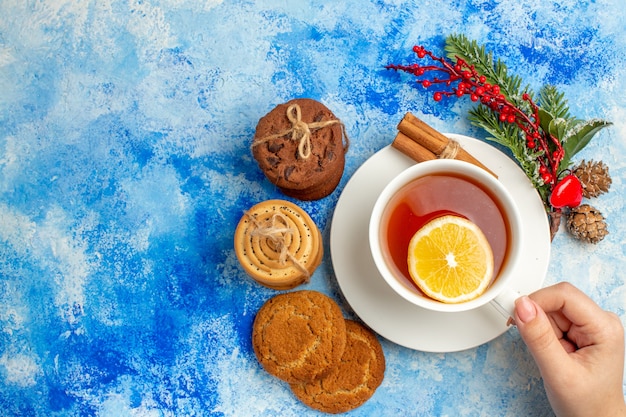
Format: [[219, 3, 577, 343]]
[[234, 199, 323, 290], [251, 98, 349, 201]]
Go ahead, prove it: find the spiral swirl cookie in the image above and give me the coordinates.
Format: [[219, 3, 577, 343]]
[[252, 290, 347, 384], [252, 98, 349, 201], [290, 320, 386, 414], [234, 199, 323, 290]]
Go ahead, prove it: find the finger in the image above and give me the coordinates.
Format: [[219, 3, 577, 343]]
[[515, 296, 571, 378], [545, 310, 572, 337], [529, 282, 604, 327], [541, 310, 577, 351], [559, 337, 577, 353]]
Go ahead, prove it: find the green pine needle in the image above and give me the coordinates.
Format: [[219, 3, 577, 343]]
[[538, 85, 571, 120]]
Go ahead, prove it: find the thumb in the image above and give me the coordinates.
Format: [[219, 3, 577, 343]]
[[515, 296, 569, 376]]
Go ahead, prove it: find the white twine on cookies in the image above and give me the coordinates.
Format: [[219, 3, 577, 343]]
[[246, 211, 311, 280], [252, 103, 349, 160], [438, 139, 461, 160]]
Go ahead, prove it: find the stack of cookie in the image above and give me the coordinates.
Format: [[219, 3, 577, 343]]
[[234, 200, 323, 290], [252, 98, 349, 201], [252, 290, 385, 414]]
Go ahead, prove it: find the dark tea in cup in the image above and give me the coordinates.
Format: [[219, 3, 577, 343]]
[[381, 172, 510, 293], [369, 159, 523, 313]]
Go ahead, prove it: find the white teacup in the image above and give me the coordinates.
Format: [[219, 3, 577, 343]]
[[369, 159, 523, 315]]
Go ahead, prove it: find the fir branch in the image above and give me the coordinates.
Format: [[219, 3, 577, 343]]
[[468, 105, 550, 199], [444, 34, 530, 107], [538, 85, 571, 120]]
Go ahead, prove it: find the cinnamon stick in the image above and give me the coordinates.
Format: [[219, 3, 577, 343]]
[[391, 132, 436, 163], [397, 112, 497, 178]]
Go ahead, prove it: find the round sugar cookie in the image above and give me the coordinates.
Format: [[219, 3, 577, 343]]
[[290, 320, 386, 414], [234, 199, 323, 290], [252, 290, 347, 384]]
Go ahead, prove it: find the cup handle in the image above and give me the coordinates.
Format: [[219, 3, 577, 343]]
[[490, 288, 521, 324]]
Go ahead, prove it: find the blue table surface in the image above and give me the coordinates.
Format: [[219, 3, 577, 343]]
[[1, 1, 625, 416]]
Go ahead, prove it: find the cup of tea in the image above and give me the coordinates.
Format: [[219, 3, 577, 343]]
[[369, 159, 523, 315]]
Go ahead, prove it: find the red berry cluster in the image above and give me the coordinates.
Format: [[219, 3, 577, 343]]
[[386, 45, 565, 189]]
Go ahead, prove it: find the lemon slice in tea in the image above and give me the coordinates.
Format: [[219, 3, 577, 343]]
[[407, 215, 494, 304]]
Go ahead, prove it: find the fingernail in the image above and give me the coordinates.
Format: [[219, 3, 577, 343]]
[[516, 296, 537, 324]]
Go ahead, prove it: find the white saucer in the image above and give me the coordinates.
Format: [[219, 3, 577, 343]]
[[330, 134, 551, 352]]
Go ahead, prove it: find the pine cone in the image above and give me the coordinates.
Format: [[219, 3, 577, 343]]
[[573, 159, 612, 198], [565, 204, 608, 244]]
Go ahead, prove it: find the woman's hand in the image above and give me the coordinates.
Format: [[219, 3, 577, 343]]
[[515, 282, 626, 417]]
